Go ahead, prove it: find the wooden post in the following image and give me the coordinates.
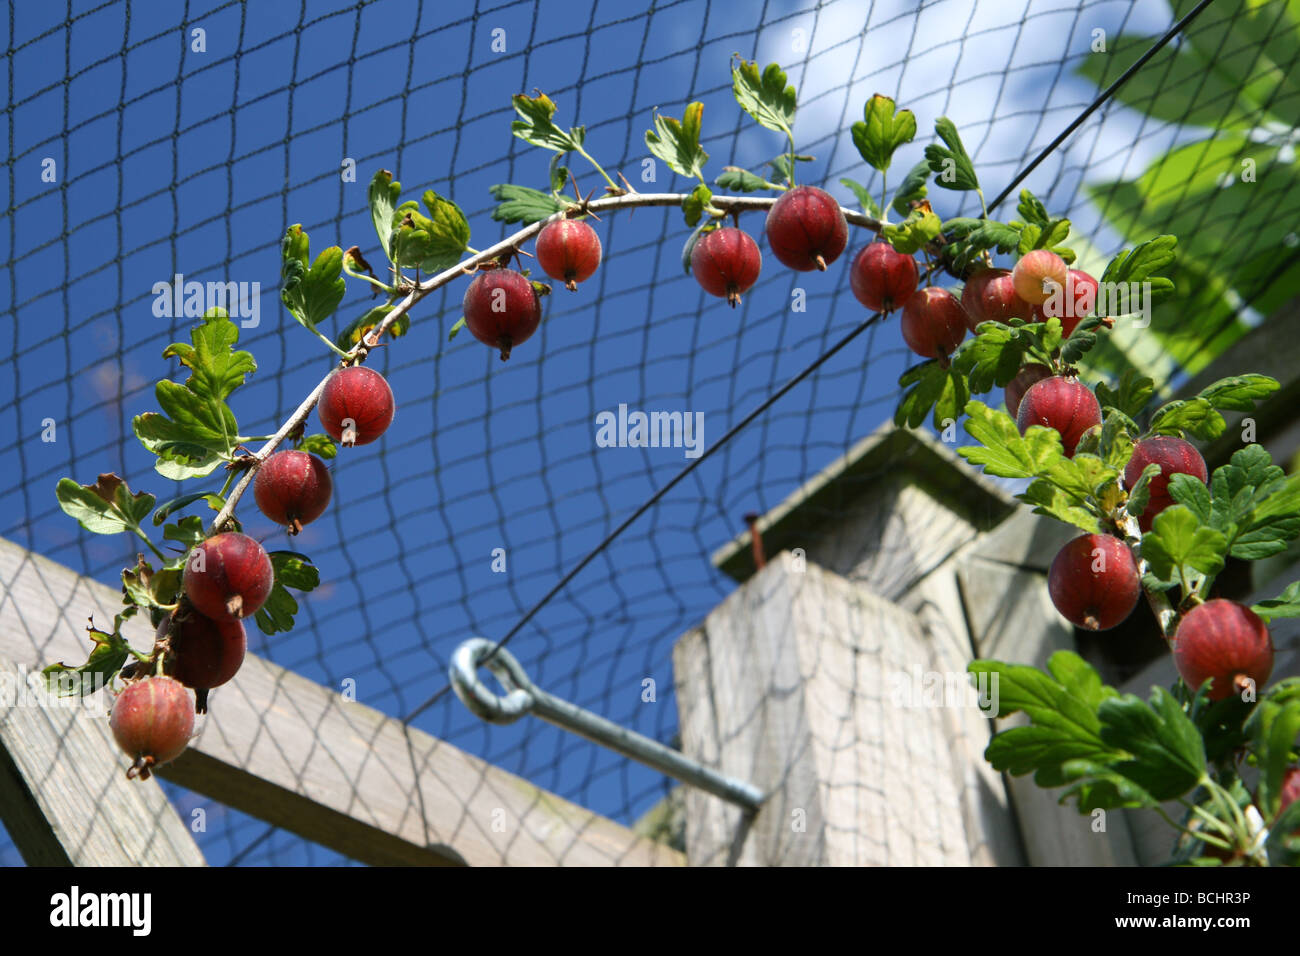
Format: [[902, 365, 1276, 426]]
[[0, 536, 683, 867], [674, 551, 984, 865], [0, 662, 206, 866]]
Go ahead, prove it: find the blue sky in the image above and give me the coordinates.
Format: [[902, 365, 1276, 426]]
[[1, 0, 1190, 865]]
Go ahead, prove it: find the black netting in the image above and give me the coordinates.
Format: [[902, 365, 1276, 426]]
[[2, 0, 1297, 865]]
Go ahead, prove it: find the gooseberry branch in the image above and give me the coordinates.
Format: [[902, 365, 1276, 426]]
[[207, 191, 885, 536]]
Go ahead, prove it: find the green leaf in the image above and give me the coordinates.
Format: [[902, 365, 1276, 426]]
[[42, 615, 137, 696], [730, 58, 796, 137], [1094, 370, 1155, 420], [837, 178, 881, 218], [958, 401, 1065, 479], [389, 192, 471, 273], [1141, 505, 1227, 583], [488, 183, 568, 225], [1245, 698, 1300, 818], [952, 322, 1030, 395], [1096, 687, 1206, 800], [254, 552, 320, 636], [881, 206, 941, 255], [280, 226, 346, 330], [121, 555, 181, 610], [851, 94, 916, 172], [1167, 472, 1213, 525], [297, 434, 338, 461], [1097, 411, 1137, 471], [1253, 580, 1300, 622], [56, 474, 156, 536], [718, 166, 779, 193], [924, 117, 980, 192], [548, 153, 569, 195], [645, 102, 709, 180], [448, 316, 467, 341], [160, 309, 256, 407], [681, 183, 713, 227], [894, 360, 964, 430], [1019, 479, 1101, 533], [152, 491, 224, 526], [510, 92, 584, 153], [1016, 189, 1050, 227], [1266, 799, 1300, 867], [1233, 471, 1300, 560], [335, 305, 410, 351], [164, 516, 206, 552], [890, 160, 929, 217], [1148, 397, 1225, 441], [368, 170, 402, 260], [1125, 462, 1162, 517], [1197, 374, 1280, 412], [767, 152, 813, 187], [970, 651, 1121, 787], [1100, 234, 1177, 289]]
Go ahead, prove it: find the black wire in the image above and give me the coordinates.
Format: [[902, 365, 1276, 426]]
[[985, 0, 1217, 214], [404, 1, 1223, 727], [401, 307, 886, 724]]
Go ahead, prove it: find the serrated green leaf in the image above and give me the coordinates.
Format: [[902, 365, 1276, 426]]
[[1253, 580, 1300, 622], [297, 434, 338, 461], [253, 551, 320, 636], [152, 491, 224, 526], [970, 651, 1121, 789], [890, 159, 929, 217], [488, 183, 568, 225], [1019, 478, 1101, 533], [1095, 370, 1156, 420], [837, 178, 881, 218], [645, 102, 709, 180], [851, 94, 916, 172], [56, 474, 156, 537], [1197, 374, 1280, 412], [681, 183, 713, 227], [1125, 462, 1162, 517], [164, 515, 206, 552], [881, 207, 941, 255], [510, 92, 584, 152], [1245, 698, 1300, 819], [958, 401, 1065, 478], [160, 309, 257, 406], [1100, 234, 1177, 288], [368, 170, 402, 260], [280, 226, 346, 330], [893, 360, 949, 429], [1016, 189, 1050, 227], [1096, 687, 1206, 800], [1141, 505, 1227, 582], [718, 166, 778, 193], [731, 58, 796, 137], [335, 305, 409, 351], [42, 616, 136, 696], [924, 116, 979, 192], [1148, 397, 1225, 441], [952, 323, 1029, 395]]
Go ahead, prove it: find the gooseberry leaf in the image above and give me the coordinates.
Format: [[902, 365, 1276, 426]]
[[280, 226, 346, 330], [924, 117, 980, 192], [56, 474, 156, 536], [1253, 580, 1300, 622], [730, 58, 796, 137], [488, 183, 568, 225], [335, 305, 410, 351], [368, 170, 402, 259], [254, 551, 320, 636], [838, 177, 881, 218], [645, 102, 709, 180], [42, 614, 139, 697], [718, 167, 778, 193], [958, 401, 1064, 479], [1140, 505, 1227, 583], [1095, 370, 1155, 420], [851, 94, 916, 172], [890, 159, 929, 216], [511, 92, 585, 152]]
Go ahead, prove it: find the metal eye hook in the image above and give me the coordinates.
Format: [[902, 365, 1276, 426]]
[[448, 638, 765, 812], [449, 638, 536, 724]]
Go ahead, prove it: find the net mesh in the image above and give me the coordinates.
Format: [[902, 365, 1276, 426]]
[[2, 0, 1298, 866]]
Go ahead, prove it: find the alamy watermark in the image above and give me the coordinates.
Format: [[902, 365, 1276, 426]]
[[151, 273, 260, 327], [887, 666, 999, 716], [595, 403, 704, 459]]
